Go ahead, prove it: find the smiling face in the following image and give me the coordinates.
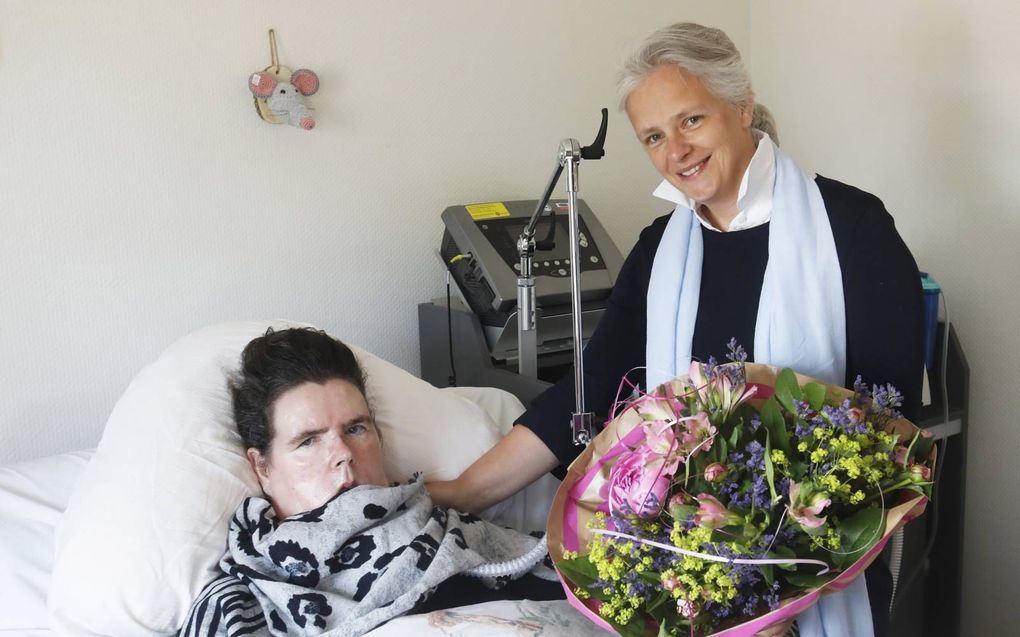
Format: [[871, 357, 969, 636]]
[[625, 65, 756, 228], [246, 379, 389, 519]]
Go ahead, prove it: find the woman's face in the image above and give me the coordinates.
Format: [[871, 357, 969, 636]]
[[625, 65, 755, 223], [247, 378, 389, 519]]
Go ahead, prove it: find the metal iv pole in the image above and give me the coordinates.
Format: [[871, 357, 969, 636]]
[[516, 108, 608, 446]]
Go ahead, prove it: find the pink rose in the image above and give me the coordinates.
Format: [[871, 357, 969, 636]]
[[848, 407, 866, 423], [787, 481, 831, 530], [694, 493, 739, 529], [703, 462, 729, 483], [604, 450, 672, 517]]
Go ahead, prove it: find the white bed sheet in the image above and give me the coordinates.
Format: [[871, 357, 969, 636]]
[[0, 450, 93, 633]]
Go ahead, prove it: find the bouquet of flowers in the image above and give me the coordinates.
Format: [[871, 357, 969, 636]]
[[548, 343, 936, 637]]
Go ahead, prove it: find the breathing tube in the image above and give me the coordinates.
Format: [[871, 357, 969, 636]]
[[464, 532, 551, 580]]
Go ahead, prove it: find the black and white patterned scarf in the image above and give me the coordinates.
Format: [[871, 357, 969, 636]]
[[179, 477, 546, 637]]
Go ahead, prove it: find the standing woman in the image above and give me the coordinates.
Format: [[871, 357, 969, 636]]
[[430, 22, 923, 636]]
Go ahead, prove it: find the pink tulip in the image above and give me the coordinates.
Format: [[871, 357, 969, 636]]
[[641, 420, 682, 473], [661, 575, 680, 591], [677, 598, 699, 619], [703, 462, 729, 483], [787, 481, 831, 530], [686, 361, 757, 414], [687, 361, 712, 402], [680, 412, 716, 458], [604, 450, 672, 518], [910, 463, 931, 481], [892, 445, 909, 467], [721, 377, 757, 413], [694, 493, 737, 529]]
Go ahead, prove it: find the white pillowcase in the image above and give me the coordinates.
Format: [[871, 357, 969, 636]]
[[49, 321, 520, 636]]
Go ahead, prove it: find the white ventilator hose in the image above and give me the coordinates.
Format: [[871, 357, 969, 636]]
[[464, 532, 550, 579], [888, 527, 905, 612]]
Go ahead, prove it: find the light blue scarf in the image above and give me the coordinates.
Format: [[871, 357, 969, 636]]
[[645, 141, 873, 637]]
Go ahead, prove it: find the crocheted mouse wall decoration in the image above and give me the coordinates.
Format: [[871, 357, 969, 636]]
[[249, 29, 320, 130], [249, 68, 320, 130]]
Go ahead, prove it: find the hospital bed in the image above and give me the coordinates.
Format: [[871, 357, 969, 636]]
[[0, 321, 605, 636]]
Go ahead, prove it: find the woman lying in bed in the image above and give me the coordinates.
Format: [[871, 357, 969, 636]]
[[180, 328, 562, 637]]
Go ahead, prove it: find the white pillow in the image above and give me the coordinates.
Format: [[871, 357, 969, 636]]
[[49, 321, 517, 636]]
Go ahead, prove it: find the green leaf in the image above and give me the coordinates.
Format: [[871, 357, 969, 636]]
[[903, 484, 933, 497], [804, 382, 827, 411], [729, 419, 743, 450], [648, 589, 674, 612], [657, 619, 671, 637], [615, 615, 648, 637], [788, 460, 809, 480], [771, 545, 798, 571], [764, 431, 779, 505], [785, 571, 835, 589], [833, 507, 886, 569], [555, 555, 599, 587], [912, 435, 935, 463], [761, 397, 791, 454], [760, 563, 775, 586], [775, 368, 804, 413]]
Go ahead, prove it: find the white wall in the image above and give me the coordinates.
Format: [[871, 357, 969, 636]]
[[748, 1, 1020, 631], [0, 1, 749, 463]]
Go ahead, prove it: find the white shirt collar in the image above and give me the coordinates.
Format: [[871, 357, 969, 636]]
[[651, 130, 776, 232]]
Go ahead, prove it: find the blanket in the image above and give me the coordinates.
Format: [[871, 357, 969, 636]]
[[179, 477, 546, 637]]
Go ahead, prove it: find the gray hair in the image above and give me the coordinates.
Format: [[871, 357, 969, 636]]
[[751, 103, 779, 145], [617, 22, 753, 112]]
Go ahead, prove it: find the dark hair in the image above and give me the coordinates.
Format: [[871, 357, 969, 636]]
[[230, 327, 369, 454]]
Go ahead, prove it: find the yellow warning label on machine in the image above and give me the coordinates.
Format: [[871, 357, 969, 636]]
[[465, 202, 511, 220]]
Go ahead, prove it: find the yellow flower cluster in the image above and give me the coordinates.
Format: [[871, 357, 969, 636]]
[[663, 522, 740, 608], [585, 513, 654, 625], [794, 419, 904, 509], [823, 526, 842, 551]]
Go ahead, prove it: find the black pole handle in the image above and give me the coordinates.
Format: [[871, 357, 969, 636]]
[[580, 108, 608, 160]]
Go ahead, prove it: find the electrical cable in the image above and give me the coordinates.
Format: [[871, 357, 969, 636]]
[[890, 289, 951, 617], [446, 271, 457, 387], [444, 254, 470, 387]]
